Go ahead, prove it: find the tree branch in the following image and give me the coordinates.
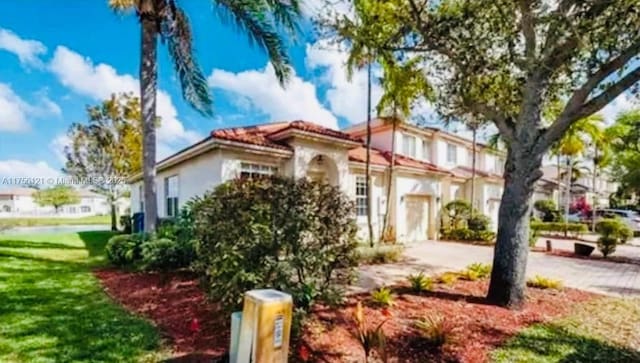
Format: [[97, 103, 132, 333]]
[[466, 101, 515, 143], [519, 0, 536, 62], [540, 65, 640, 150]]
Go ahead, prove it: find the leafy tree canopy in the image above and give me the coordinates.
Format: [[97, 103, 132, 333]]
[[33, 186, 80, 213]]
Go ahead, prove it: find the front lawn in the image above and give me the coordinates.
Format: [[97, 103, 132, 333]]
[[0, 215, 111, 227], [492, 297, 640, 362], [0, 231, 165, 363]]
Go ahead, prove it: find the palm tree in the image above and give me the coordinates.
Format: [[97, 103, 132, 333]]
[[108, 0, 301, 232], [375, 57, 432, 242], [551, 114, 604, 223]]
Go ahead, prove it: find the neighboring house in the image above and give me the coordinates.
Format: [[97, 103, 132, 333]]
[[537, 165, 618, 208], [0, 187, 115, 217]]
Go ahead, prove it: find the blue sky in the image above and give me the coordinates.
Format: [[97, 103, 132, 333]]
[[0, 1, 635, 183], [0, 0, 383, 182]]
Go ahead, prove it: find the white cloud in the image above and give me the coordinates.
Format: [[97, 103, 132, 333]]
[[208, 64, 339, 129], [306, 41, 383, 125], [599, 92, 637, 125], [0, 160, 61, 180], [0, 28, 47, 68], [49, 134, 70, 164], [48, 46, 202, 153], [0, 83, 60, 132]]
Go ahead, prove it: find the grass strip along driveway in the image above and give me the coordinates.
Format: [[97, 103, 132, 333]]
[[0, 231, 164, 363]]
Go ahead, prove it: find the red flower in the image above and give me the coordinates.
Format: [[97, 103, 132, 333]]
[[189, 318, 200, 333], [299, 345, 311, 361], [381, 308, 393, 318]]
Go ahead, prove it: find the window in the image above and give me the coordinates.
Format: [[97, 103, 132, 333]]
[[81, 206, 91, 213], [355, 176, 368, 217], [240, 162, 277, 178], [422, 140, 431, 161], [68, 206, 77, 214], [402, 134, 417, 158], [138, 185, 144, 213], [446, 143, 457, 163], [165, 175, 179, 218]]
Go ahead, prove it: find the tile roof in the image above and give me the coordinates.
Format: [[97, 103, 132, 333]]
[[451, 166, 503, 180], [0, 187, 37, 196], [210, 120, 361, 150], [348, 147, 449, 174]]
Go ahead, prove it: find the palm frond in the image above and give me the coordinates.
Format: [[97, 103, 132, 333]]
[[108, 0, 137, 12], [264, 0, 302, 36], [162, 1, 213, 116], [214, 0, 295, 85]]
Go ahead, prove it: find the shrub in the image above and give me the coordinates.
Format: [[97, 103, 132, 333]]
[[597, 236, 617, 258], [407, 272, 433, 293], [467, 214, 491, 232], [442, 200, 472, 229], [192, 177, 359, 311], [105, 234, 143, 266], [358, 245, 404, 265], [141, 237, 195, 271], [534, 199, 561, 222], [529, 224, 541, 247], [530, 221, 588, 237], [438, 272, 458, 286], [527, 275, 563, 290], [414, 314, 451, 347], [440, 227, 496, 244], [371, 287, 394, 307], [354, 301, 390, 362], [595, 218, 632, 257], [463, 263, 491, 280]]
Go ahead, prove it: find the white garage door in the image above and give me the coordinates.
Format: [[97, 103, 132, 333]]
[[404, 196, 430, 242]]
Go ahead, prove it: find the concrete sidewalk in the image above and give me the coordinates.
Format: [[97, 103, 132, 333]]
[[357, 241, 640, 297]]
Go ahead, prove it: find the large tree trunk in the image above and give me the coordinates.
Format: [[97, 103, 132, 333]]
[[365, 62, 374, 247], [140, 2, 158, 233], [487, 147, 543, 308]]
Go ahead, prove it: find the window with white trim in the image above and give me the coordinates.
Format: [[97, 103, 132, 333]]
[[446, 143, 457, 163], [402, 134, 417, 158], [81, 206, 91, 213], [355, 176, 368, 217], [422, 140, 431, 161], [165, 175, 179, 218], [240, 162, 277, 179]]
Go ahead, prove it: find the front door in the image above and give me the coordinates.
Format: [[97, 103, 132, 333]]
[[404, 196, 430, 242]]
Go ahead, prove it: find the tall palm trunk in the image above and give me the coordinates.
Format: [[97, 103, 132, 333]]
[[591, 146, 598, 232], [140, 0, 158, 233], [365, 62, 374, 247], [556, 154, 562, 208], [470, 127, 477, 216], [564, 157, 572, 237], [381, 116, 397, 243]]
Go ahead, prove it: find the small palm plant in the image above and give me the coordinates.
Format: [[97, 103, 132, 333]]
[[353, 301, 391, 363]]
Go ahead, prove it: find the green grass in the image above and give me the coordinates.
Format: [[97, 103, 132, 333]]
[[0, 231, 166, 363], [0, 215, 111, 227], [491, 298, 640, 362]]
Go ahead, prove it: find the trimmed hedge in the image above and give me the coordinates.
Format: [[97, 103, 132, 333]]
[[440, 227, 496, 244], [530, 221, 588, 237], [105, 234, 143, 266]]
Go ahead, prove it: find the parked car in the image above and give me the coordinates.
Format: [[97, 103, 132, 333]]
[[583, 209, 640, 233]]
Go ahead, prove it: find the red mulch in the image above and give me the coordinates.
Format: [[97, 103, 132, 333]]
[[95, 270, 597, 363]]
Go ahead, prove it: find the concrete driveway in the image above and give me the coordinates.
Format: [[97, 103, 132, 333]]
[[357, 240, 640, 297]]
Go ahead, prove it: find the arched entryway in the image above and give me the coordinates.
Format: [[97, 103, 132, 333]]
[[306, 154, 339, 186]]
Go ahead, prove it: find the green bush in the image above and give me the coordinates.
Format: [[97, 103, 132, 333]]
[[529, 224, 541, 247], [105, 234, 143, 266], [440, 227, 496, 244], [371, 286, 394, 307], [407, 272, 433, 292], [534, 199, 561, 222], [141, 237, 195, 271], [595, 218, 633, 257], [191, 177, 359, 312], [530, 221, 588, 237], [464, 263, 491, 279], [527, 275, 563, 290], [358, 245, 404, 265], [442, 200, 472, 229], [415, 314, 451, 347], [467, 214, 491, 232]]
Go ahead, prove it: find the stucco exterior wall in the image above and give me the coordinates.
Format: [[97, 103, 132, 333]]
[[394, 174, 441, 240]]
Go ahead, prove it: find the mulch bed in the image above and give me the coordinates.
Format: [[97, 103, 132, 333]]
[[95, 270, 597, 363]]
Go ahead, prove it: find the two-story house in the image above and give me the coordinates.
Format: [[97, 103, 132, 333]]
[[129, 119, 506, 244]]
